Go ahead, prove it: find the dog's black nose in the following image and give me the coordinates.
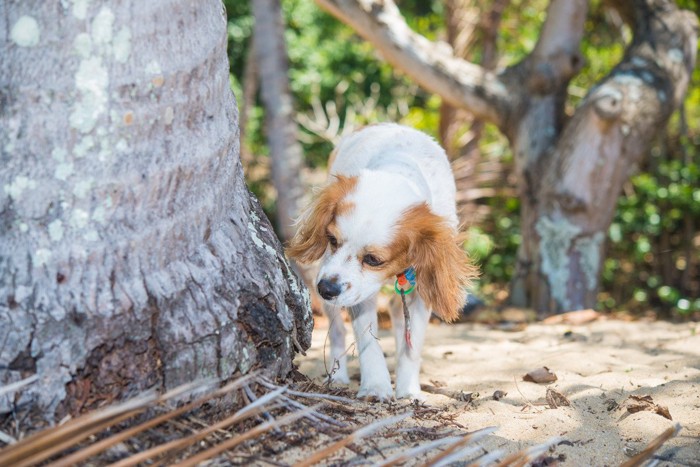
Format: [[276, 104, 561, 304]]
[[317, 278, 342, 300]]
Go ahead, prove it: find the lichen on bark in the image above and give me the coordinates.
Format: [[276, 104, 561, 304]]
[[535, 215, 581, 310]]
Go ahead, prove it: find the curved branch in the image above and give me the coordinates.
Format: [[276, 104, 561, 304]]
[[525, 0, 588, 94], [314, 0, 512, 127]]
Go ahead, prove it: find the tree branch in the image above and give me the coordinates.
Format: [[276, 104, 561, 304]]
[[542, 0, 697, 222], [525, 0, 588, 94], [314, 0, 512, 127]]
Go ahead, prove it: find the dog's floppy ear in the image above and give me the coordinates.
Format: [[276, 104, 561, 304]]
[[400, 204, 477, 322], [286, 175, 357, 263]]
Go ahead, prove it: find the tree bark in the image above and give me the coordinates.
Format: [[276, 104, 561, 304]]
[[313, 0, 697, 315], [0, 0, 312, 418], [510, 0, 698, 314], [252, 0, 306, 242]]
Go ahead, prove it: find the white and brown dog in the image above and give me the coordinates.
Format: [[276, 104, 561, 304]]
[[288, 123, 476, 400]]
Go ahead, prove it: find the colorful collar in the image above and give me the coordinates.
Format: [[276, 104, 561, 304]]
[[395, 267, 416, 295]]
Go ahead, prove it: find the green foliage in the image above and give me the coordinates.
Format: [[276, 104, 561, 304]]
[[284, 0, 419, 166], [498, 0, 547, 64], [603, 123, 700, 317], [228, 0, 439, 169], [569, 3, 626, 108], [225, 1, 253, 82]]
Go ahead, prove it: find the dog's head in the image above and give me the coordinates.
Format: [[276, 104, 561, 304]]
[[287, 171, 475, 321]]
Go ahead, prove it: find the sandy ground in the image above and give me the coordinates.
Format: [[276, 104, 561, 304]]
[[295, 315, 700, 466]]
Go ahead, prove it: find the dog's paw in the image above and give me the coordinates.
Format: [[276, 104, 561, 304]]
[[328, 368, 350, 385], [395, 384, 424, 401], [357, 381, 394, 401], [395, 368, 422, 400]]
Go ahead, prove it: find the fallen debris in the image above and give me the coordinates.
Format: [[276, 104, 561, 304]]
[[492, 390, 507, 401], [546, 388, 571, 409], [625, 395, 673, 420], [531, 453, 567, 466], [0, 373, 507, 466], [420, 384, 477, 403], [523, 367, 558, 384], [542, 309, 601, 325], [429, 379, 447, 388], [605, 398, 619, 411]]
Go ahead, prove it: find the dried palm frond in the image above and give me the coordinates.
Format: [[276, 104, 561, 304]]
[[1, 372, 394, 466], [620, 423, 682, 467], [294, 411, 412, 467], [483, 437, 561, 467], [2, 370, 620, 466], [418, 426, 497, 467]]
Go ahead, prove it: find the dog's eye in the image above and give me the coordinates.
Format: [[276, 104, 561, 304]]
[[362, 254, 384, 267], [327, 234, 338, 247]]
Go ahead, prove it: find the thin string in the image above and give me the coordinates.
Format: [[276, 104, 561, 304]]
[[400, 289, 412, 350]]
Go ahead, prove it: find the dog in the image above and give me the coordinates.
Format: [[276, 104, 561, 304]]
[[288, 123, 476, 400]]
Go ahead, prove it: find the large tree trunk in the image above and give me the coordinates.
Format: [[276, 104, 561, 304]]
[[0, 0, 312, 418], [313, 0, 697, 315]]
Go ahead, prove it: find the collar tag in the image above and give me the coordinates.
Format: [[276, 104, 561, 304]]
[[394, 266, 416, 295]]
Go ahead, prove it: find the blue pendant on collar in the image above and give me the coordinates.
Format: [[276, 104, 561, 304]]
[[395, 266, 417, 295]]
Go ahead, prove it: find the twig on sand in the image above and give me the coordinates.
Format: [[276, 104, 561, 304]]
[[1, 370, 556, 467], [244, 384, 277, 423], [258, 377, 356, 404], [0, 375, 39, 399], [0, 430, 16, 445], [620, 423, 682, 467], [279, 394, 348, 428], [420, 383, 477, 402], [0, 388, 160, 467], [513, 376, 541, 413]]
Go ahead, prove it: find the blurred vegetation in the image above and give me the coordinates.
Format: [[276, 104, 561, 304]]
[[225, 0, 699, 319]]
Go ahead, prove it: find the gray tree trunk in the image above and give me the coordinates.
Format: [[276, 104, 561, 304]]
[[506, 0, 698, 314], [252, 0, 305, 242], [0, 0, 312, 418]]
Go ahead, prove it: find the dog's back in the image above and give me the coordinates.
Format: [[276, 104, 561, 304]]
[[329, 123, 458, 228]]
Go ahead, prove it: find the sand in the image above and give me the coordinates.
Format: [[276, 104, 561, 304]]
[[295, 315, 700, 466]]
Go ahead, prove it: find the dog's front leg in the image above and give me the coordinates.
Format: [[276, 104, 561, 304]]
[[390, 294, 430, 399], [350, 295, 393, 400], [323, 303, 350, 384]]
